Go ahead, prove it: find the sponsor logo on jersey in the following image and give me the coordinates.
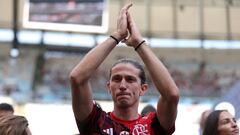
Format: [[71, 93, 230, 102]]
[[132, 124, 148, 135], [103, 128, 113, 135]]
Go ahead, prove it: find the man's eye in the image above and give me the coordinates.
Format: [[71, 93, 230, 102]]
[[112, 76, 121, 81], [127, 77, 136, 82]]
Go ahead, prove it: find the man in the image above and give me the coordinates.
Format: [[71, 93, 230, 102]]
[[69, 3, 179, 135]]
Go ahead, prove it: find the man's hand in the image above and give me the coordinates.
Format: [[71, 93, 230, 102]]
[[122, 9, 143, 48], [113, 3, 133, 41]]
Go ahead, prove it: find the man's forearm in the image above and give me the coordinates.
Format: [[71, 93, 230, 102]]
[[70, 37, 118, 83], [136, 43, 179, 100]]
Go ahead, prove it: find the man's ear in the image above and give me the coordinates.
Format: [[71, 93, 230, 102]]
[[106, 81, 111, 94], [140, 84, 148, 96]]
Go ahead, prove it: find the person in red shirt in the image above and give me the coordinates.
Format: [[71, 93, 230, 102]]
[[69, 2, 179, 135]]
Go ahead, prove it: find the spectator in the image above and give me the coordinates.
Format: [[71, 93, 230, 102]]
[[202, 110, 239, 135], [199, 109, 213, 135], [0, 103, 14, 117], [0, 114, 32, 135], [141, 104, 156, 116]]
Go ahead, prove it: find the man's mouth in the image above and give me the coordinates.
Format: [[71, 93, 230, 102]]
[[116, 92, 130, 98]]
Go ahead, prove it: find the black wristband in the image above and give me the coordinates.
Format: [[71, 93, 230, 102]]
[[134, 40, 146, 51], [110, 35, 119, 44]]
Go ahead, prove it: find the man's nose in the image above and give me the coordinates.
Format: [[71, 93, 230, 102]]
[[119, 79, 127, 90]]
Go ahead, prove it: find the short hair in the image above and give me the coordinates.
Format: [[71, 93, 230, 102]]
[[0, 115, 29, 135], [141, 104, 156, 116], [0, 103, 14, 113], [202, 110, 226, 135], [109, 58, 146, 84]]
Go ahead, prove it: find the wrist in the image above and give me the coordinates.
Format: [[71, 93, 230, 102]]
[[132, 37, 144, 47], [111, 32, 124, 42], [134, 40, 146, 51], [110, 35, 119, 44]]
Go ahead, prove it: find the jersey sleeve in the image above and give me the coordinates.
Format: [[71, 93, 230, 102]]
[[75, 103, 130, 135], [150, 112, 175, 135], [75, 103, 101, 134]]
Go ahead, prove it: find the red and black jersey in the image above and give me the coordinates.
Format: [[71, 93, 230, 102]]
[[75, 103, 175, 135]]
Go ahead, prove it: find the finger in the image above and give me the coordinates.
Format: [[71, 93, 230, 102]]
[[119, 4, 132, 23], [126, 12, 133, 34], [123, 3, 133, 11], [120, 3, 133, 14], [127, 11, 135, 26], [125, 3, 133, 10]]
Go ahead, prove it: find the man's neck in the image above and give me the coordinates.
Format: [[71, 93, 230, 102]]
[[113, 106, 139, 121]]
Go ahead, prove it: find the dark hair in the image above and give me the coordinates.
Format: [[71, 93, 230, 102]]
[[0, 103, 14, 113], [109, 58, 146, 84], [202, 110, 226, 135], [141, 104, 156, 116]]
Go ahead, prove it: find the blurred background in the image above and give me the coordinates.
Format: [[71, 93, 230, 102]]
[[0, 0, 240, 134]]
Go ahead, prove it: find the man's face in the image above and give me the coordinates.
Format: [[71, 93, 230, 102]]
[[107, 63, 145, 108]]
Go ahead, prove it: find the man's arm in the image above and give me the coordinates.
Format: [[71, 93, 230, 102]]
[[69, 3, 132, 122], [125, 12, 180, 130], [138, 44, 179, 130]]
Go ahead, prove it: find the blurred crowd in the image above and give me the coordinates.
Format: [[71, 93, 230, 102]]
[[0, 51, 240, 103]]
